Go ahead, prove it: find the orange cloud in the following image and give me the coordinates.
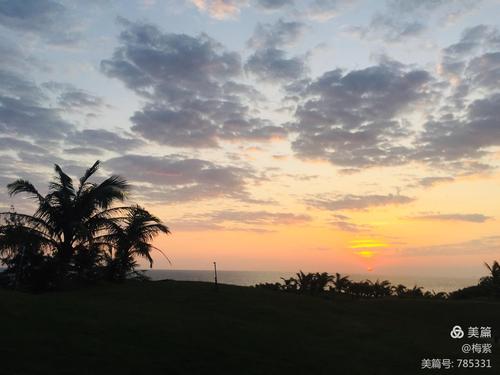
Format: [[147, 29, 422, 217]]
[[191, 0, 247, 19]]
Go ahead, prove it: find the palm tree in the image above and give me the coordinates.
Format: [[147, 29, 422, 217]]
[[280, 276, 298, 292], [4, 161, 128, 265], [332, 272, 351, 294], [407, 285, 424, 298], [483, 261, 500, 280], [0, 161, 169, 288], [480, 260, 500, 297], [296, 271, 313, 293], [370, 279, 392, 298], [100, 206, 170, 280], [392, 284, 408, 298]]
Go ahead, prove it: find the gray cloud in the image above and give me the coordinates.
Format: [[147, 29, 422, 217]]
[[307, 193, 414, 211], [0, 70, 74, 141], [190, 0, 352, 20], [247, 19, 305, 49], [171, 208, 310, 232], [439, 25, 500, 111], [307, 0, 358, 21], [288, 60, 433, 168], [415, 93, 500, 165], [101, 18, 284, 147], [0, 137, 47, 154], [245, 48, 306, 82], [330, 214, 371, 232], [408, 25, 500, 172], [42, 82, 107, 112], [406, 213, 492, 223], [245, 19, 307, 82], [443, 24, 500, 60], [255, 0, 294, 9], [402, 235, 500, 256], [0, 0, 81, 45], [63, 147, 104, 156], [66, 129, 145, 153], [365, 14, 425, 42], [287, 26, 500, 174], [412, 176, 455, 188], [209, 210, 311, 225], [352, 0, 483, 42], [104, 154, 259, 203]]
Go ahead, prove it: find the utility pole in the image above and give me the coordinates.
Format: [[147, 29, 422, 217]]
[[213, 261, 218, 290]]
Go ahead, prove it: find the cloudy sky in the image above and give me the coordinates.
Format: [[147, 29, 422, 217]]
[[1, 0, 500, 277]]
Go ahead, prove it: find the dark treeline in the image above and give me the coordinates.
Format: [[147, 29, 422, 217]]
[[256, 262, 500, 300], [0, 161, 169, 292]]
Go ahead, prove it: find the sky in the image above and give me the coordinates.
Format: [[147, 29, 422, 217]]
[[1, 0, 500, 278]]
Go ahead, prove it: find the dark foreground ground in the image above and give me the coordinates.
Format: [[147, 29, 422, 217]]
[[1, 281, 499, 375]]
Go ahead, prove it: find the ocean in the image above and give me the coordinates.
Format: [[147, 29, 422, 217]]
[[143, 269, 480, 293]]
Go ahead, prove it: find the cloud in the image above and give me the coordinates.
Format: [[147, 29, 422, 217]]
[[0, 0, 81, 45], [412, 176, 455, 188], [42, 82, 107, 112], [329, 214, 371, 232], [439, 25, 500, 105], [409, 25, 500, 172], [287, 25, 500, 174], [402, 235, 500, 256], [307, 0, 358, 21], [209, 210, 311, 225], [63, 147, 104, 156], [190, 0, 295, 19], [363, 14, 425, 42], [0, 70, 74, 141], [0, 137, 47, 154], [247, 19, 305, 49], [255, 0, 294, 10], [245, 19, 307, 82], [190, 0, 354, 21], [0, 35, 46, 72], [245, 48, 307, 82], [104, 154, 259, 203], [406, 213, 492, 223], [353, 0, 483, 42], [288, 60, 433, 168], [307, 193, 414, 211], [443, 24, 500, 60], [415, 93, 500, 166], [190, 0, 250, 19], [101, 18, 284, 147], [66, 129, 145, 153], [171, 209, 310, 232]]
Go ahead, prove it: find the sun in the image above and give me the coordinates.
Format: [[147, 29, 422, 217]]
[[349, 239, 389, 249], [349, 239, 389, 259], [356, 250, 376, 258]]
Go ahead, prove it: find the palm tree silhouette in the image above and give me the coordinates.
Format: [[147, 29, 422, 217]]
[[480, 260, 500, 297], [101, 205, 170, 280], [0, 161, 169, 288], [332, 272, 350, 294], [392, 284, 408, 298]]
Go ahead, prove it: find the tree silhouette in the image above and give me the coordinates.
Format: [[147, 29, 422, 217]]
[[0, 161, 169, 290], [331, 272, 351, 294], [101, 205, 170, 281]]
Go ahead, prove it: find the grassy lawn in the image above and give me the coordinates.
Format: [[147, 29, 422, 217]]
[[1, 280, 499, 375]]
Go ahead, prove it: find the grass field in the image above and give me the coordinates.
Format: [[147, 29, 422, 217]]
[[1, 280, 499, 374]]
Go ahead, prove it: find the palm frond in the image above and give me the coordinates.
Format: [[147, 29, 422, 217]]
[[7, 179, 44, 201]]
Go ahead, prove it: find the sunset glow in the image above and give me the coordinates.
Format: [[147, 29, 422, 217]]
[[0, 0, 499, 278]]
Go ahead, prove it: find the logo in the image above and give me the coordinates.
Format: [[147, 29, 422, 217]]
[[450, 325, 464, 339]]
